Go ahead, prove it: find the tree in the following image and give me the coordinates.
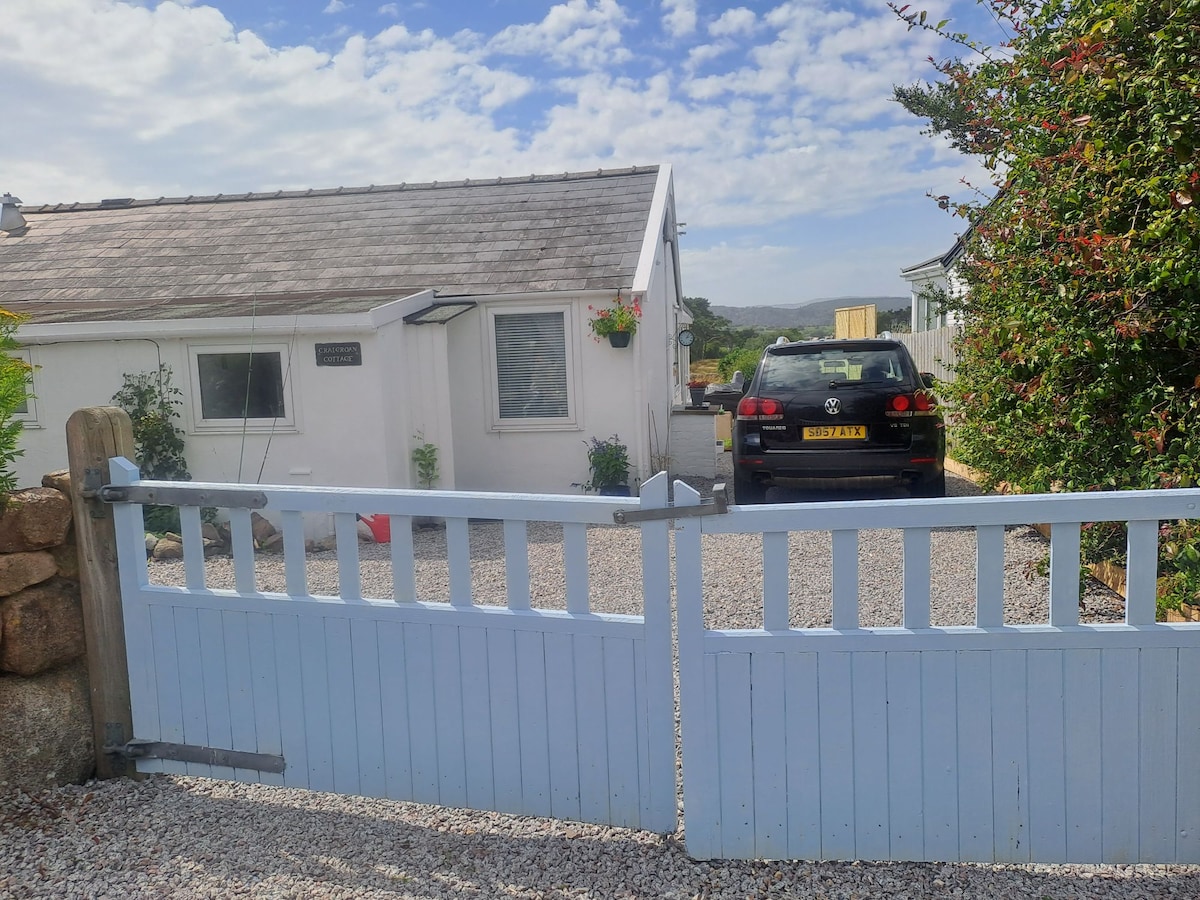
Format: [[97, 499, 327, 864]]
[[893, 0, 1200, 506], [682, 297, 734, 358]]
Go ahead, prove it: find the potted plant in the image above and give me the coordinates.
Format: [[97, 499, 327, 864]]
[[687, 379, 710, 408], [587, 294, 642, 347], [583, 434, 631, 496]]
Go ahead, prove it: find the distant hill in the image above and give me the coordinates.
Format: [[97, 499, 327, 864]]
[[712, 296, 909, 329]]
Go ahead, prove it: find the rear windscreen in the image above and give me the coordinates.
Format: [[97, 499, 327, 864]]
[[759, 349, 907, 392]]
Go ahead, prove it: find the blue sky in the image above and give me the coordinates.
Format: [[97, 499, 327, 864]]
[[0, 0, 996, 306]]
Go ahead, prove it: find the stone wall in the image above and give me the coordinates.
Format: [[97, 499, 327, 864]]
[[0, 472, 93, 793]]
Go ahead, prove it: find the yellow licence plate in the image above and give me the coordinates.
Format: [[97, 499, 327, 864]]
[[803, 425, 866, 440]]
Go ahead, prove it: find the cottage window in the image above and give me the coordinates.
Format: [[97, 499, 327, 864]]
[[489, 307, 577, 429], [10, 348, 35, 423], [189, 344, 295, 431]]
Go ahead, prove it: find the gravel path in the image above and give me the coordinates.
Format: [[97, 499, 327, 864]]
[[3, 462, 1195, 898]]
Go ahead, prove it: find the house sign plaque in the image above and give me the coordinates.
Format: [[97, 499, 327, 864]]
[[315, 342, 363, 367]]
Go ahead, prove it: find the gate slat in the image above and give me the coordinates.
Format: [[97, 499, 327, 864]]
[[1177, 648, 1200, 862], [1027, 649, 1066, 862], [325, 617, 360, 795], [1063, 649, 1102, 861], [459, 626, 496, 809], [975, 525, 1005, 627], [1049, 523, 1081, 627], [716, 652, 754, 857], [334, 513, 362, 600], [831, 530, 859, 630], [783, 652, 821, 860], [990, 649, 1030, 862], [246, 611, 284, 787], [350, 618, 385, 798], [852, 652, 890, 860], [403, 622, 440, 804], [487, 627, 522, 813], [504, 520, 531, 611], [176, 608, 213, 777], [902, 528, 931, 630], [228, 509, 256, 595], [1139, 648, 1179, 862], [376, 620, 414, 800], [574, 634, 610, 824], [563, 522, 590, 614], [180, 506, 205, 591], [1125, 520, 1159, 625], [147, 605, 183, 775], [763, 532, 789, 630], [221, 610, 259, 784], [750, 652, 787, 857], [817, 651, 855, 859], [956, 651, 993, 860], [886, 651, 923, 861], [545, 632, 581, 822], [1101, 647, 1140, 861], [603, 638, 640, 829], [517, 630, 552, 817], [447, 518, 473, 607], [297, 616, 334, 791], [281, 510, 308, 598], [390, 516, 417, 602], [921, 651, 958, 862], [273, 615, 310, 789], [432, 624, 468, 808]]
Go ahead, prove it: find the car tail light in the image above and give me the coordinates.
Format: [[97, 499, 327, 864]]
[[737, 396, 784, 421], [886, 392, 938, 418]]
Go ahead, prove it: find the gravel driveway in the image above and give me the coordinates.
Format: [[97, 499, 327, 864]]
[[3, 465, 1196, 898]]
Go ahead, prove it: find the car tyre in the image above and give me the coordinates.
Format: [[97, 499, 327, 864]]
[[734, 475, 768, 505], [912, 471, 946, 498]]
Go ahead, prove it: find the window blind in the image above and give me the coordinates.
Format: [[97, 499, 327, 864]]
[[494, 312, 569, 419]]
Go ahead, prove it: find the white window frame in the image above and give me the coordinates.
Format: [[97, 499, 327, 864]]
[[10, 348, 37, 426], [485, 304, 579, 432], [187, 342, 298, 433]]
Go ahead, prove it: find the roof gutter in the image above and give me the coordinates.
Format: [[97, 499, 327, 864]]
[[16, 313, 380, 344]]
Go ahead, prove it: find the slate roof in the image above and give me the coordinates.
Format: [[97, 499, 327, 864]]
[[0, 166, 660, 324]]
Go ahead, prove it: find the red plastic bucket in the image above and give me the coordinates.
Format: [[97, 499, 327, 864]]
[[360, 514, 391, 543]]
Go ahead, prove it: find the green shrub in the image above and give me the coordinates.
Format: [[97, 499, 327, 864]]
[[0, 311, 30, 494], [717, 347, 762, 384], [112, 365, 191, 533], [583, 434, 630, 492], [411, 432, 439, 489]]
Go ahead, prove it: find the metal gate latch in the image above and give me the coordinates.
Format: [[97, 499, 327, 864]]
[[612, 484, 729, 524], [105, 739, 286, 774]]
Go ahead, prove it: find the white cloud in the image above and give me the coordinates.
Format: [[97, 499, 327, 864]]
[[661, 0, 696, 38], [708, 7, 755, 38], [378, 3, 399, 14], [488, 0, 632, 69], [323, 0, 348, 13]]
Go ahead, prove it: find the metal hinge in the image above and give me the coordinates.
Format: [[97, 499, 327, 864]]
[[92, 484, 268, 509], [104, 739, 286, 773], [612, 484, 729, 524]]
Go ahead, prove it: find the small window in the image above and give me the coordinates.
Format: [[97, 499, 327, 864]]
[[489, 307, 577, 429], [190, 344, 294, 430]]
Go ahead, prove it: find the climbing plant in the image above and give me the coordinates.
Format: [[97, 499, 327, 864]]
[[0, 310, 30, 495]]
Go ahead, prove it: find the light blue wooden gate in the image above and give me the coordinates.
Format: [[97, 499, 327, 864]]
[[673, 484, 1200, 863], [109, 458, 676, 833]]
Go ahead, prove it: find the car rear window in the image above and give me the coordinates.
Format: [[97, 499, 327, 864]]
[[758, 348, 908, 392]]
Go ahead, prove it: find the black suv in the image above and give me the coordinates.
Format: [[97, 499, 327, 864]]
[[732, 338, 945, 504]]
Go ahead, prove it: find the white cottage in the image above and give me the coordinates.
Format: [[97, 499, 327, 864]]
[[0, 166, 699, 500], [899, 230, 968, 333]]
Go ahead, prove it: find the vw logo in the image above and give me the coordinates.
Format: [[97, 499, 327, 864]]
[[824, 398, 841, 415]]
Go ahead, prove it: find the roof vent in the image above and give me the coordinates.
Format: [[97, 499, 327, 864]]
[[99, 197, 134, 209], [0, 194, 25, 232]]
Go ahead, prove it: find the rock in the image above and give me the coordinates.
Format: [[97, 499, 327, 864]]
[[0, 579, 86, 676], [259, 532, 284, 553], [0, 660, 94, 792], [151, 537, 183, 560], [0, 488, 73, 553], [145, 533, 158, 554], [0, 551, 58, 597], [201, 523, 221, 542], [41, 470, 71, 493], [50, 542, 79, 580], [202, 538, 224, 558], [251, 512, 277, 545]]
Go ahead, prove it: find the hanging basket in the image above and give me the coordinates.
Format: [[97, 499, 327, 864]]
[[608, 331, 632, 348]]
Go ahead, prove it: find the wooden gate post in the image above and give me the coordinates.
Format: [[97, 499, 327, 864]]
[[65, 406, 138, 780]]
